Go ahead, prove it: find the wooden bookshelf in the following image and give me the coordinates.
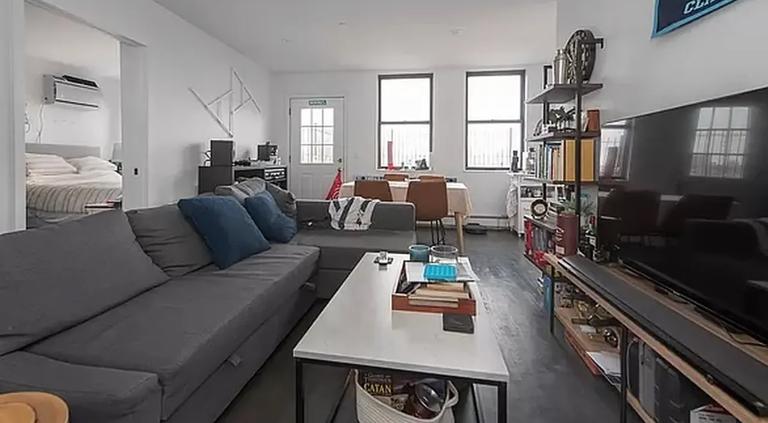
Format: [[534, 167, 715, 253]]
[[523, 253, 545, 271], [555, 306, 618, 355], [553, 259, 768, 423], [524, 215, 557, 232]]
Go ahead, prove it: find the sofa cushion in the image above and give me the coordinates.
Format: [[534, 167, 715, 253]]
[[214, 177, 266, 204], [294, 229, 416, 270], [244, 192, 297, 243], [178, 196, 270, 268], [0, 210, 169, 355], [28, 244, 319, 420], [0, 352, 161, 423], [266, 183, 297, 218], [126, 204, 213, 277], [216, 178, 297, 218]]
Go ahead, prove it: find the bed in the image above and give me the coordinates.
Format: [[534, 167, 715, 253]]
[[25, 144, 122, 228]]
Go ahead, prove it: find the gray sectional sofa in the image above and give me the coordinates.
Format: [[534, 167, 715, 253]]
[[294, 200, 417, 298], [0, 199, 415, 423]]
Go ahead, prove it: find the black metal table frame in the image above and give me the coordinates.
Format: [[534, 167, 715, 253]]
[[295, 357, 508, 423]]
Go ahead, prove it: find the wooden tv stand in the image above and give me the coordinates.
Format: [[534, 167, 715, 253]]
[[544, 253, 768, 423]]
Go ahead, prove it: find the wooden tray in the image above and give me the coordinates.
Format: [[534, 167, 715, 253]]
[[391, 262, 477, 316]]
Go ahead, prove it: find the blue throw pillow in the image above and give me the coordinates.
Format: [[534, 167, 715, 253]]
[[244, 192, 298, 243], [178, 196, 270, 268]]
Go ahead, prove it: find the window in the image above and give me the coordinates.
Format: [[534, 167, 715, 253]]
[[690, 106, 750, 179], [465, 71, 524, 170], [378, 74, 433, 169], [300, 107, 334, 164]]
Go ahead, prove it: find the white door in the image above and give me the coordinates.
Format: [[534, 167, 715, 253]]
[[289, 98, 344, 199]]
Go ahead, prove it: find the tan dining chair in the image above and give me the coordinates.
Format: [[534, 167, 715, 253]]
[[354, 180, 393, 202], [383, 173, 408, 182], [406, 180, 449, 245], [418, 174, 446, 182]]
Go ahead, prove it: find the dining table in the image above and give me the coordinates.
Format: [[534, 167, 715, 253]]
[[339, 180, 473, 254]]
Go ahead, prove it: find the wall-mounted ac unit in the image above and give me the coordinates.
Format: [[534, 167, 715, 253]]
[[43, 74, 101, 109]]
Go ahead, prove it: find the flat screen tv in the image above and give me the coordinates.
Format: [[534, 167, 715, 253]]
[[598, 86, 768, 344]]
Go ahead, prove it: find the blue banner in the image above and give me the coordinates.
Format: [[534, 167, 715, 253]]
[[653, 0, 739, 37]]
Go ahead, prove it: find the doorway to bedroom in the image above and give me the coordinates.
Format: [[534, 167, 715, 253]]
[[23, 3, 124, 228]]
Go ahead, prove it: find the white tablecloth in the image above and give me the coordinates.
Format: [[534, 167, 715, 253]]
[[340, 181, 473, 216]]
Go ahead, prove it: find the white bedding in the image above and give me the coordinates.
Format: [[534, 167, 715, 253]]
[[27, 170, 122, 214]]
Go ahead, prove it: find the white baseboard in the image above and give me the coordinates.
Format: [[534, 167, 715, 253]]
[[416, 216, 512, 231]]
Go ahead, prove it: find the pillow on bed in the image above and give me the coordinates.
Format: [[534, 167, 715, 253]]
[[25, 153, 77, 176], [67, 156, 117, 173]]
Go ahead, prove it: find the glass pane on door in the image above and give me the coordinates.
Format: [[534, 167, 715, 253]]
[[300, 107, 335, 164]]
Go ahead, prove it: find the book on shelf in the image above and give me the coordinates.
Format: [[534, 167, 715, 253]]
[[531, 138, 595, 182]]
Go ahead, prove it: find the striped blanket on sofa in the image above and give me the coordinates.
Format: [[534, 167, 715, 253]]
[[328, 197, 379, 231]]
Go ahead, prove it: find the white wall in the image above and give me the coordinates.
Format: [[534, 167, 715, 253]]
[[16, 0, 271, 209], [25, 5, 121, 158], [0, 0, 27, 233], [557, 0, 768, 122], [271, 66, 544, 219]]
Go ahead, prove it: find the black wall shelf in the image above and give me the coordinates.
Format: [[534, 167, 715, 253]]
[[527, 83, 604, 105], [527, 131, 601, 143]]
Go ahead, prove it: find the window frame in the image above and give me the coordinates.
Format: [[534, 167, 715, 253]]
[[298, 107, 336, 165], [377, 73, 434, 170], [688, 106, 749, 180], [464, 70, 526, 171]]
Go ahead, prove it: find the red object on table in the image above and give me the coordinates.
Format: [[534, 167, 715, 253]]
[[387, 140, 394, 170], [555, 213, 579, 257], [325, 169, 343, 200]]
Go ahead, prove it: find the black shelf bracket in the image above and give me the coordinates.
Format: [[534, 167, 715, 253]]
[[585, 37, 605, 49]]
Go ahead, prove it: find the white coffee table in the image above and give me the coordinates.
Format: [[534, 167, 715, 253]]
[[294, 253, 510, 422]]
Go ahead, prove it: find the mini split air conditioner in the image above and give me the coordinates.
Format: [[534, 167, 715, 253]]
[[43, 74, 101, 109]]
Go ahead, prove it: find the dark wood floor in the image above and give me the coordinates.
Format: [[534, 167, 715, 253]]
[[217, 229, 629, 423]]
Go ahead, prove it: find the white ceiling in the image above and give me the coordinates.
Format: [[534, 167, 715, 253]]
[[154, 0, 558, 72], [26, 5, 120, 78]]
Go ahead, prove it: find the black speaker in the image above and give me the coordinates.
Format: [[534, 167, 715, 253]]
[[210, 140, 234, 166], [198, 166, 233, 194]]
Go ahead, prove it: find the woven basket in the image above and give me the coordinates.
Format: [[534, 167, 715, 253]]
[[355, 374, 458, 423]]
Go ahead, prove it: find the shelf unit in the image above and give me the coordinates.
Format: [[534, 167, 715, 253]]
[[527, 131, 601, 144], [544, 253, 659, 423], [548, 256, 768, 423], [527, 83, 603, 104], [525, 35, 603, 215], [524, 214, 557, 232], [555, 306, 618, 355], [525, 177, 599, 186], [523, 35, 604, 285], [627, 392, 655, 423]]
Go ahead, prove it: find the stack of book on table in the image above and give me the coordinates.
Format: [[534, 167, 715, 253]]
[[392, 258, 479, 315], [409, 282, 470, 308]]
